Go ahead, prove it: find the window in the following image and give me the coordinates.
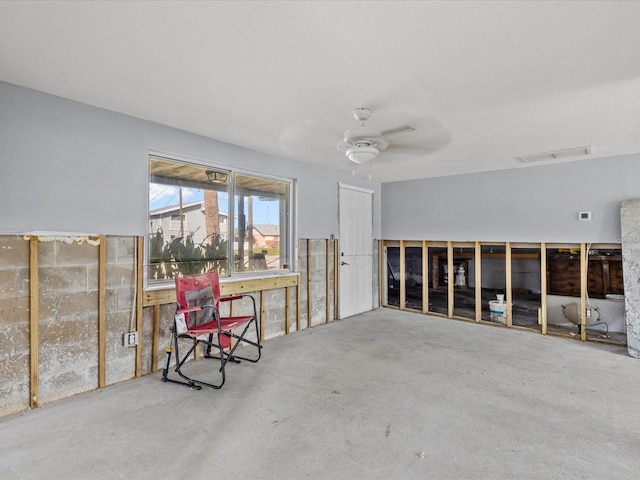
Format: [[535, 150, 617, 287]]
[[148, 155, 292, 283]]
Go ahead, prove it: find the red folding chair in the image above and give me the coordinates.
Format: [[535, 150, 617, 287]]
[[161, 272, 262, 390]]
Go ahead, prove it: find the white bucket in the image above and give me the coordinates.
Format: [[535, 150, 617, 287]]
[[489, 300, 507, 324]]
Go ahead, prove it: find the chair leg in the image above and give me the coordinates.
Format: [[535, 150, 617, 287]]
[[161, 327, 226, 390], [223, 317, 262, 364]]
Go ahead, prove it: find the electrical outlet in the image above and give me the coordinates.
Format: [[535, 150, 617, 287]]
[[123, 331, 138, 347]]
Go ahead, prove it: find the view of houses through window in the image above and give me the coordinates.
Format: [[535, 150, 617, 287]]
[[148, 156, 291, 282]]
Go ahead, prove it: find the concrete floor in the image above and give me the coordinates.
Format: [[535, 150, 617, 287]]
[[1, 308, 639, 479]]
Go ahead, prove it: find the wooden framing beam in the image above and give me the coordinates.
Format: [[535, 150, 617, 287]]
[[580, 243, 587, 341], [422, 241, 429, 314], [142, 274, 298, 307], [152, 305, 160, 372], [505, 242, 512, 327], [98, 235, 107, 387], [296, 238, 301, 331], [475, 241, 482, 322], [285, 286, 290, 335], [540, 242, 548, 335], [379, 240, 384, 310], [307, 238, 312, 328], [399, 240, 406, 310], [260, 291, 265, 342], [135, 236, 144, 377], [325, 239, 330, 323], [296, 280, 301, 331], [377, 238, 624, 347], [29, 236, 39, 409], [334, 239, 339, 320], [447, 241, 454, 318]]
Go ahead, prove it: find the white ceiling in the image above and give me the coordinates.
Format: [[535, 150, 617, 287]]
[[2, 1, 640, 183]]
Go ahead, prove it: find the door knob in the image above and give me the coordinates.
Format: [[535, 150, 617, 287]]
[[341, 261, 350, 266]]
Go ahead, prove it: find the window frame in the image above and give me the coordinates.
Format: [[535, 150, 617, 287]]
[[147, 153, 296, 288]]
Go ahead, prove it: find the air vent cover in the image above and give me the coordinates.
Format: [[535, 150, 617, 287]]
[[518, 146, 592, 163]]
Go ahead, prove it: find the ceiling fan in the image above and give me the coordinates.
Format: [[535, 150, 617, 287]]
[[279, 106, 450, 170], [338, 107, 408, 164]]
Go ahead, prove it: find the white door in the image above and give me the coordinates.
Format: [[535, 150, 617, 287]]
[[338, 184, 373, 319]]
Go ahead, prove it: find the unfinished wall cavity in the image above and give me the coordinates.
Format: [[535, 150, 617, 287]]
[[105, 237, 137, 384], [298, 239, 337, 328], [1, 235, 376, 417], [37, 236, 100, 403], [0, 235, 138, 415]]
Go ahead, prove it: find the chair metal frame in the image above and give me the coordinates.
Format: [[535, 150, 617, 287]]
[[161, 272, 262, 390]]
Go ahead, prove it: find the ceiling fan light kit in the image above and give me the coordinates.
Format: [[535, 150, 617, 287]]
[[347, 145, 379, 164]]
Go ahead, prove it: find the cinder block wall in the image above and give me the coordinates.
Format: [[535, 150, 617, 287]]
[[0, 236, 138, 415], [0, 235, 376, 416], [298, 239, 336, 328], [0, 237, 30, 416], [38, 238, 100, 403], [105, 237, 137, 384]]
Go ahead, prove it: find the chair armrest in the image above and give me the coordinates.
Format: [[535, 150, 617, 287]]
[[220, 295, 244, 302]]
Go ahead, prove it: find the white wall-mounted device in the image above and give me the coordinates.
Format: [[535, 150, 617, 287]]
[[578, 211, 592, 221]]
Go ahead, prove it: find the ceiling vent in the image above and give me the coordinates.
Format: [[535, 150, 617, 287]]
[[518, 146, 592, 163]]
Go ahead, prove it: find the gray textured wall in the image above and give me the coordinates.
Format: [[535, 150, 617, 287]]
[[0, 81, 381, 239], [382, 154, 640, 243]]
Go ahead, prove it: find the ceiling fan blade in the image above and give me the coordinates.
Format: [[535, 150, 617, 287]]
[[386, 144, 443, 156], [384, 118, 451, 153]]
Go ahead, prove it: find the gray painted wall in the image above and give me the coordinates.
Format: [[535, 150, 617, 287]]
[[0, 82, 381, 238], [382, 154, 640, 243]]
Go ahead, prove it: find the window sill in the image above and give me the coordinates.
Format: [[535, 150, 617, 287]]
[[143, 273, 299, 307]]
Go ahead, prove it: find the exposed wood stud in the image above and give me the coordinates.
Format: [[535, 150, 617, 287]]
[[296, 282, 301, 332], [422, 241, 429, 314], [325, 239, 330, 323], [296, 239, 301, 331], [285, 287, 290, 335], [334, 239, 339, 319], [475, 241, 482, 322], [399, 240, 406, 311], [135, 236, 144, 377], [98, 235, 107, 387], [541, 242, 548, 335], [152, 305, 160, 372], [447, 241, 454, 318], [506, 242, 512, 327], [379, 240, 384, 309], [29, 236, 39, 409], [260, 291, 265, 342], [580, 243, 587, 341], [307, 239, 312, 328]]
